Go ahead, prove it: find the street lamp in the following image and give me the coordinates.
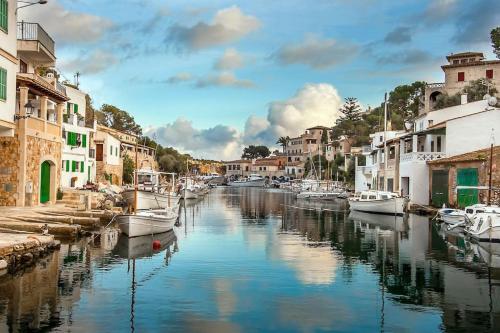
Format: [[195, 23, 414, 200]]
[[16, 0, 47, 13], [14, 100, 35, 120]]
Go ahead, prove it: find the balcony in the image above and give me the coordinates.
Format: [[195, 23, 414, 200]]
[[356, 165, 372, 175], [17, 22, 56, 66], [400, 152, 446, 163]]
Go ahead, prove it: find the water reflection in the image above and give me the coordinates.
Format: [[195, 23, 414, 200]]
[[0, 188, 498, 332]]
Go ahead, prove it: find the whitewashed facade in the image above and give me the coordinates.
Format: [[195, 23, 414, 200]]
[[0, 2, 17, 136], [61, 86, 96, 188]]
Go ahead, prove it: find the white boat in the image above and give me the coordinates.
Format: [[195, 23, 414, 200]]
[[116, 209, 178, 237], [296, 190, 342, 200], [228, 174, 266, 187], [122, 190, 179, 210], [348, 190, 406, 216], [123, 170, 179, 209], [438, 208, 467, 225], [466, 212, 500, 242]]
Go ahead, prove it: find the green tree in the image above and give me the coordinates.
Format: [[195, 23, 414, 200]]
[[95, 104, 142, 135], [492, 27, 500, 59], [387, 81, 426, 124], [276, 136, 290, 153], [122, 154, 134, 184], [332, 97, 363, 146], [321, 129, 329, 144], [242, 145, 271, 159]]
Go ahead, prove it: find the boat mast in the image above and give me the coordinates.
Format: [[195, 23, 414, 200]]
[[318, 142, 322, 181], [487, 129, 494, 205], [134, 139, 138, 214], [383, 92, 388, 191]]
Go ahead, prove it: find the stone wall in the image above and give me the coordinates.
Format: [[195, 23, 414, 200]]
[[429, 155, 500, 207], [96, 160, 123, 186], [25, 136, 62, 206], [0, 136, 19, 206]]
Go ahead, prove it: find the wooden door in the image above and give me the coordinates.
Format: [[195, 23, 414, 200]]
[[457, 168, 478, 208], [431, 170, 448, 207], [96, 144, 103, 161], [40, 161, 51, 203]]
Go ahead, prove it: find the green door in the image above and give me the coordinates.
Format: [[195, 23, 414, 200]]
[[40, 161, 51, 203], [431, 170, 448, 207], [457, 168, 478, 208]]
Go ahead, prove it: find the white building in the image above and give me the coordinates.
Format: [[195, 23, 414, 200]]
[[0, 3, 17, 137], [61, 85, 96, 188], [95, 127, 123, 185], [354, 130, 405, 193]]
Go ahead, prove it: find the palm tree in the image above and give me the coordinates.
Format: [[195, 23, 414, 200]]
[[276, 136, 290, 153]]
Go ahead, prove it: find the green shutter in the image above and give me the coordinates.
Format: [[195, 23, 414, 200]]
[[72, 161, 77, 172], [115, 147, 118, 156], [0, 0, 8, 33], [66, 160, 69, 172], [66, 103, 71, 114], [0, 67, 6, 101], [74, 104, 79, 114], [82, 134, 87, 148], [80, 161, 84, 173]]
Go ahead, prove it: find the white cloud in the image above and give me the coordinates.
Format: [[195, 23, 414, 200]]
[[166, 72, 193, 84], [145, 118, 242, 160], [214, 49, 244, 70], [60, 50, 118, 74], [243, 83, 343, 144], [147, 83, 342, 160], [196, 72, 254, 88], [273, 35, 358, 69], [167, 6, 260, 50], [18, 0, 113, 44]]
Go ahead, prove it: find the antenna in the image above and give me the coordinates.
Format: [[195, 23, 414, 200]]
[[74, 72, 81, 88]]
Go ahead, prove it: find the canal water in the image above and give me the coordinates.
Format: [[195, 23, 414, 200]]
[[0, 187, 499, 332]]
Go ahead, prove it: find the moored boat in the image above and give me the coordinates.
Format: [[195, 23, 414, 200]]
[[465, 212, 500, 242], [228, 174, 266, 187], [116, 209, 178, 237], [348, 190, 406, 215]]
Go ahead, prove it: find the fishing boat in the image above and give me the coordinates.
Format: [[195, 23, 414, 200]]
[[465, 212, 500, 242], [228, 174, 266, 187], [348, 190, 407, 215], [116, 209, 178, 237], [438, 204, 500, 226], [122, 170, 179, 210], [296, 189, 343, 200]]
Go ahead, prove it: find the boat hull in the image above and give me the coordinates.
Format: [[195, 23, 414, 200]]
[[181, 189, 198, 199], [116, 214, 176, 237], [296, 191, 341, 200], [348, 197, 406, 215], [466, 213, 500, 242], [122, 190, 179, 210], [228, 179, 266, 187]]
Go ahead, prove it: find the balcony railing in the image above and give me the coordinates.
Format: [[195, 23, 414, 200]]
[[426, 82, 445, 89], [356, 166, 372, 174], [17, 22, 55, 57], [400, 152, 446, 163]]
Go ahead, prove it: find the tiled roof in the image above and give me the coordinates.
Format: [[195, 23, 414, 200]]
[[224, 159, 252, 164], [428, 146, 500, 164], [446, 51, 483, 60]]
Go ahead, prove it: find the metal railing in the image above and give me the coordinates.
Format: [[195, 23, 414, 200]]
[[17, 22, 55, 57], [426, 82, 445, 89], [400, 152, 446, 162]]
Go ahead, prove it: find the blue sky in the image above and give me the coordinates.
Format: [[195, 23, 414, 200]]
[[20, 0, 500, 159]]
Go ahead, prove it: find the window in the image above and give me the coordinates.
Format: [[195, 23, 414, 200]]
[[431, 141, 435, 152], [437, 136, 442, 152], [460, 59, 467, 64], [0, 67, 6, 101], [237, 165, 240, 170], [115, 147, 118, 156], [452, 59, 459, 64], [369, 195, 377, 200], [458, 72, 465, 82], [361, 195, 368, 200], [0, 0, 7, 32], [110, 145, 113, 155], [61, 160, 65, 170], [19, 60, 27, 73], [486, 69, 493, 79], [228, 165, 232, 171]]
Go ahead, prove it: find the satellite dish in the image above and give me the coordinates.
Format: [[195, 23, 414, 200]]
[[487, 96, 497, 106], [483, 94, 491, 100]]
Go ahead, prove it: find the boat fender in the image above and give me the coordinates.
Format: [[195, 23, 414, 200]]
[[152, 240, 161, 250]]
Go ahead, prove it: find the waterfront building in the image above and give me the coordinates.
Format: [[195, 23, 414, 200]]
[[61, 84, 97, 188], [428, 146, 500, 207], [95, 125, 123, 185], [224, 157, 286, 179], [0, 20, 68, 206], [0, 2, 16, 137], [424, 51, 500, 113], [284, 126, 330, 178]]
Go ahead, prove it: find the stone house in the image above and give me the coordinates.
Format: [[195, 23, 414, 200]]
[[424, 52, 500, 113], [0, 21, 68, 206], [428, 146, 500, 208], [225, 159, 253, 177]]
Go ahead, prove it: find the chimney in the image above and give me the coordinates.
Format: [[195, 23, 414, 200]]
[[461, 93, 468, 105]]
